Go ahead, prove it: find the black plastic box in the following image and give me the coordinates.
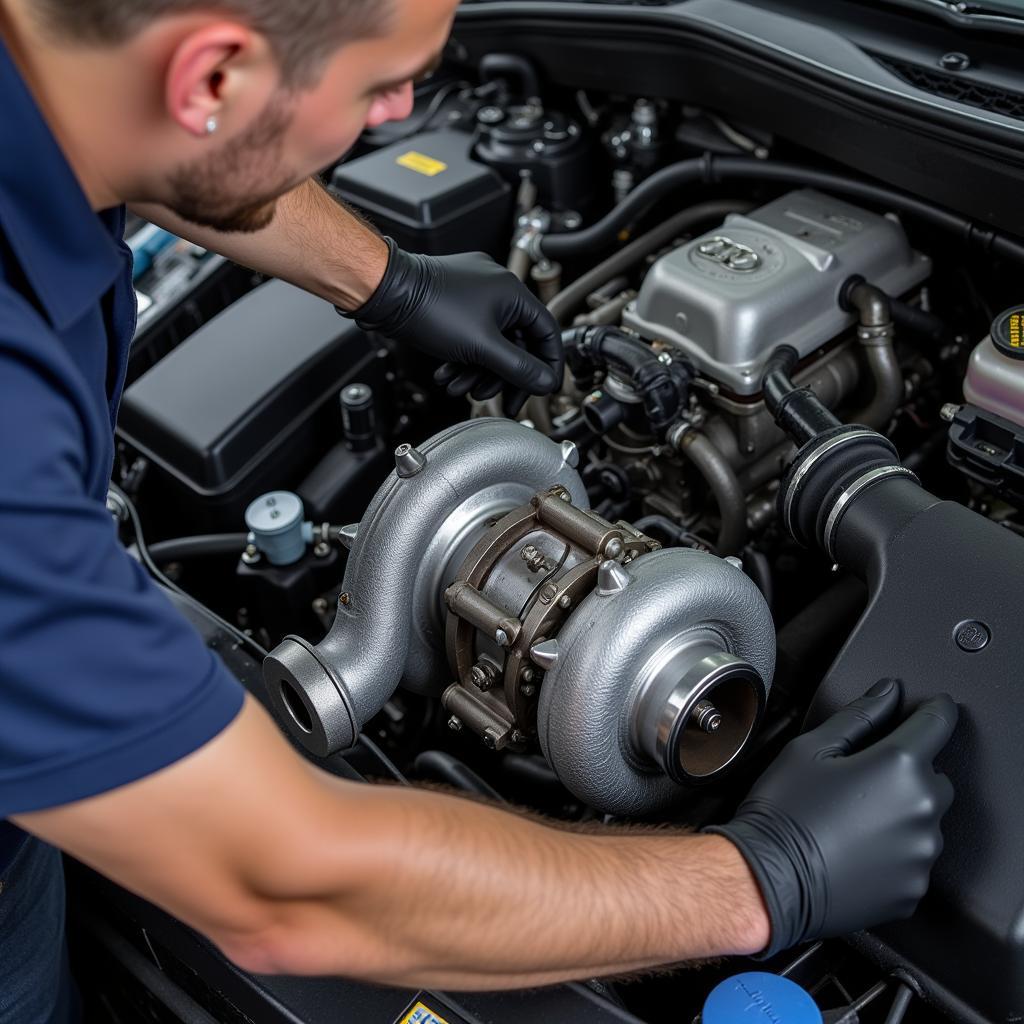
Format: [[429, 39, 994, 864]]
[[118, 279, 380, 533], [331, 131, 512, 257]]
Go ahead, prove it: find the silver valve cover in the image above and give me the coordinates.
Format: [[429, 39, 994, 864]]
[[622, 189, 931, 396]]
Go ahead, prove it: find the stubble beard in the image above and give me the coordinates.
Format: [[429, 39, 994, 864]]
[[166, 94, 299, 234]]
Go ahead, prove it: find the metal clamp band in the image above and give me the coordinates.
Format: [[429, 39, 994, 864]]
[[823, 465, 920, 561], [782, 428, 880, 535]]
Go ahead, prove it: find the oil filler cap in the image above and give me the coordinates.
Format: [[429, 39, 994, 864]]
[[990, 306, 1024, 361], [702, 972, 822, 1023]]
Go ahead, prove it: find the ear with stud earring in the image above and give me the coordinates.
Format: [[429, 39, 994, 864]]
[[205, 116, 218, 135]]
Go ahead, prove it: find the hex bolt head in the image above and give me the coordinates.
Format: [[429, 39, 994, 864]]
[[447, 716, 464, 733], [940, 403, 962, 423], [470, 665, 494, 691], [558, 594, 572, 610], [495, 628, 510, 647]]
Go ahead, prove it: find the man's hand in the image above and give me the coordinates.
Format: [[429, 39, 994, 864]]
[[342, 238, 564, 417], [707, 678, 957, 958]]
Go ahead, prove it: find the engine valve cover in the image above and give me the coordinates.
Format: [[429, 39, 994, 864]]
[[623, 189, 930, 396]]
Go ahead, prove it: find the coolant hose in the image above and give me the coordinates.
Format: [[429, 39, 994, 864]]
[[538, 154, 1024, 265], [673, 430, 748, 555]]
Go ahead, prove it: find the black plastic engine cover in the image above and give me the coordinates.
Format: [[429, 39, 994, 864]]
[[806, 483, 1024, 1024], [118, 279, 380, 531]]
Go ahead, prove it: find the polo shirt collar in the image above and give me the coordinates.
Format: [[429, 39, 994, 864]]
[[0, 33, 124, 331]]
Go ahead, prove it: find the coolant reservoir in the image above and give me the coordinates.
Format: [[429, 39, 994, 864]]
[[964, 306, 1024, 428]]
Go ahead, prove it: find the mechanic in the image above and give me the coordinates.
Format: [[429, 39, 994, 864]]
[[0, 0, 957, 1020]]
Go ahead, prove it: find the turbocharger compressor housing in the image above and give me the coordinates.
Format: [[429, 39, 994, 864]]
[[263, 419, 588, 757], [537, 548, 775, 816]]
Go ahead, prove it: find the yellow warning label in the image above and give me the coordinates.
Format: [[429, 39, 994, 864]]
[[1010, 312, 1024, 348], [396, 151, 448, 177], [398, 1002, 452, 1024]]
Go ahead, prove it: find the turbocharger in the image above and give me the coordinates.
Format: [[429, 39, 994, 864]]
[[264, 419, 775, 815]]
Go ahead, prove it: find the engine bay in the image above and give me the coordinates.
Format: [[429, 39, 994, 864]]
[[86, 13, 1024, 1023]]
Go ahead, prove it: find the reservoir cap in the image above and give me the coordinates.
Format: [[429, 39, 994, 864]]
[[991, 306, 1024, 361], [245, 491, 306, 566], [702, 972, 822, 1024]]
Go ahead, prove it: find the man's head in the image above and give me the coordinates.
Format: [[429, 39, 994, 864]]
[[17, 0, 461, 229]]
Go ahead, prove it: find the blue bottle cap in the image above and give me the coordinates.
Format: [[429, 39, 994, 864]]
[[702, 972, 822, 1024]]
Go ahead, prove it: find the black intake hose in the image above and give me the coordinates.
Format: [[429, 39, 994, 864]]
[[148, 533, 249, 562], [538, 154, 1024, 265], [563, 325, 690, 435], [762, 346, 842, 447]]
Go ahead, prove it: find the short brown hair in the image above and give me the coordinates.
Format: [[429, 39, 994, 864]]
[[33, 0, 395, 85]]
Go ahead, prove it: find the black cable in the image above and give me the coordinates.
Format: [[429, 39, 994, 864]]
[[109, 484, 269, 662], [148, 533, 248, 562], [539, 153, 1024, 265], [356, 732, 409, 784], [413, 750, 506, 801]]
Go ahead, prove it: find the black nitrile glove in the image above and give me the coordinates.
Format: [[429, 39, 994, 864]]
[[342, 237, 563, 418], [707, 679, 957, 959]]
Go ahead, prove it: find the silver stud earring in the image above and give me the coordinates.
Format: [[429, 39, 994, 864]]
[[205, 116, 218, 136]]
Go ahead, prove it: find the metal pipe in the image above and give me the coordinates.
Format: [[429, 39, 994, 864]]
[[843, 279, 904, 430], [883, 983, 915, 1024], [507, 245, 532, 282], [674, 430, 748, 555], [856, 343, 904, 430]]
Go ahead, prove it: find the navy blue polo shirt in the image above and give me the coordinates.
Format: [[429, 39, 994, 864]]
[[0, 38, 244, 869]]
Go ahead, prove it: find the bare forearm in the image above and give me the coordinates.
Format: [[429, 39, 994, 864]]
[[132, 178, 388, 310], [241, 778, 770, 989]]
